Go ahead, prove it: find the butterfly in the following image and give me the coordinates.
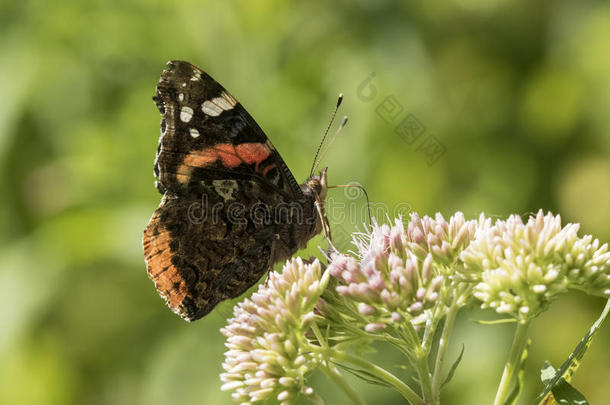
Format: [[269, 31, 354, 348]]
[[143, 61, 331, 321]]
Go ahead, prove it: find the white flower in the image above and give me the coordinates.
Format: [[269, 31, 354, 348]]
[[405, 212, 480, 264], [327, 214, 474, 332], [461, 210, 610, 321], [220, 258, 327, 404]]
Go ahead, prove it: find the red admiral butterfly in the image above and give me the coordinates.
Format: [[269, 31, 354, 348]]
[[143, 61, 331, 321]]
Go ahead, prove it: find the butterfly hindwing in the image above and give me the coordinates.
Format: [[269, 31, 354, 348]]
[[143, 179, 303, 320]]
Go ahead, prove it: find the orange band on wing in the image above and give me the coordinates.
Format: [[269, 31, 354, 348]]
[[183, 143, 270, 167], [176, 143, 272, 181], [143, 212, 188, 309], [234, 143, 271, 166]]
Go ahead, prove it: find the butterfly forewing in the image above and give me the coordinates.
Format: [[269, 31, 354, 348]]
[[153, 60, 300, 198]]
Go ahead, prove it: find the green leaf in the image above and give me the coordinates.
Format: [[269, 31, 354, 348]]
[[332, 361, 393, 388], [504, 338, 531, 405], [538, 364, 589, 405], [534, 299, 610, 404], [551, 378, 589, 405], [441, 344, 465, 389], [470, 318, 517, 325]]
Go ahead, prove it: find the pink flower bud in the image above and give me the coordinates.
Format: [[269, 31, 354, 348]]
[[358, 302, 376, 315], [365, 323, 386, 332]]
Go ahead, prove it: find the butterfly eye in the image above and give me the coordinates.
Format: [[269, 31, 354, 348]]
[[306, 178, 321, 195]]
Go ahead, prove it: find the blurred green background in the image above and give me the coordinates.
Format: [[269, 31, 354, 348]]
[[1, 1, 609, 404]]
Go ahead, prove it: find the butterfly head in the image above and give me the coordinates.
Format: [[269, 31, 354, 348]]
[[302, 167, 334, 249], [305, 167, 329, 203]]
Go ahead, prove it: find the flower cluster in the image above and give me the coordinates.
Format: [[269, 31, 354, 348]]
[[327, 214, 477, 332], [220, 258, 327, 404], [461, 210, 610, 321], [564, 234, 610, 296], [219, 211, 610, 404], [405, 212, 480, 264]]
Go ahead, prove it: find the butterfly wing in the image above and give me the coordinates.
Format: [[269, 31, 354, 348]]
[[143, 180, 312, 321], [143, 61, 319, 321], [152, 60, 302, 198]]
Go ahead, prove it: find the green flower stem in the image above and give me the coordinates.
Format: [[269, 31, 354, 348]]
[[413, 347, 434, 402], [422, 315, 440, 354], [310, 322, 327, 348], [402, 322, 434, 402], [423, 305, 446, 353], [328, 349, 425, 405], [310, 323, 367, 405], [493, 321, 530, 405], [319, 363, 368, 405], [431, 301, 460, 402]]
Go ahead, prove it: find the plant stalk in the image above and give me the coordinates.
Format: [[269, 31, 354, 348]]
[[402, 322, 434, 402], [493, 320, 530, 405], [413, 347, 434, 402], [430, 302, 460, 402]]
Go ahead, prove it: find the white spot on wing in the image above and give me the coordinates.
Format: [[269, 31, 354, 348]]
[[202, 101, 223, 116], [189, 128, 200, 138], [178, 93, 184, 102], [201, 91, 238, 117], [215, 91, 237, 110], [190, 71, 202, 81], [180, 106, 194, 122]]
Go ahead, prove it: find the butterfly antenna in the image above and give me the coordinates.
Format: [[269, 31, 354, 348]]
[[313, 116, 348, 174], [310, 93, 343, 177], [331, 183, 372, 227]]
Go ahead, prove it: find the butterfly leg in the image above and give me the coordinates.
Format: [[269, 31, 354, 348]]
[[315, 199, 338, 254], [263, 234, 280, 287]]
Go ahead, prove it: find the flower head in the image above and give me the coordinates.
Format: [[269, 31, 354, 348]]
[[327, 214, 475, 332], [461, 210, 610, 321], [405, 212, 480, 264], [220, 258, 327, 404]]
